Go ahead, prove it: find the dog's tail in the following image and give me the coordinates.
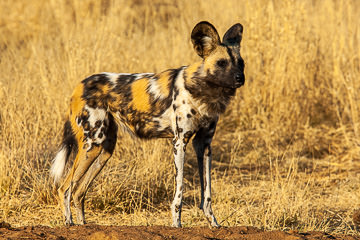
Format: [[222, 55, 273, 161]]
[[50, 120, 77, 184]]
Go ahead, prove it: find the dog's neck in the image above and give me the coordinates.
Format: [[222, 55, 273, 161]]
[[183, 61, 236, 117]]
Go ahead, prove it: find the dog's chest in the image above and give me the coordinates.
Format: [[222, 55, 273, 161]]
[[172, 90, 217, 134]]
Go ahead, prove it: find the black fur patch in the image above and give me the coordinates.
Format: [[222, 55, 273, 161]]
[[173, 87, 179, 100], [102, 114, 118, 153], [117, 74, 137, 84], [175, 204, 180, 213], [95, 120, 102, 128], [216, 59, 228, 68], [83, 121, 90, 131], [225, 46, 236, 65], [82, 74, 114, 109], [184, 131, 193, 139], [63, 120, 78, 157]]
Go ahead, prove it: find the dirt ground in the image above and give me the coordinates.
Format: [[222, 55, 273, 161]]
[[0, 222, 358, 240]]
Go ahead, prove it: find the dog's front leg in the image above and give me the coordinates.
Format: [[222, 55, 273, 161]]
[[193, 122, 220, 228], [171, 135, 185, 227], [171, 131, 191, 227], [202, 144, 220, 227]]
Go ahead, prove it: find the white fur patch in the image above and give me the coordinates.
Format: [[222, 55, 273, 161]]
[[153, 106, 173, 131], [134, 73, 154, 80], [148, 77, 163, 99], [103, 72, 120, 85], [50, 146, 68, 184], [202, 36, 214, 50], [85, 106, 106, 127]]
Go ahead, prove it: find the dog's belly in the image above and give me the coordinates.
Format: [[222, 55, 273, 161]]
[[132, 117, 174, 138], [114, 110, 174, 139]]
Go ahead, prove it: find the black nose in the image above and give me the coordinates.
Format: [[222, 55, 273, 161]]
[[235, 73, 244, 85]]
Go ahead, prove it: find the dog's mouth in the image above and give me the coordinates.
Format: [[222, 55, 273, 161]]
[[206, 80, 243, 89], [233, 81, 244, 88]]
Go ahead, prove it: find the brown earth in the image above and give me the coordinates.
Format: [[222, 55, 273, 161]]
[[0, 222, 359, 240]]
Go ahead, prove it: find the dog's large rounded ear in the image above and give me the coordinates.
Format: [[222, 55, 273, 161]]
[[191, 21, 221, 58], [222, 23, 243, 46]]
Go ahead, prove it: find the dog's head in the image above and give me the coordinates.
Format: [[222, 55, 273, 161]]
[[191, 21, 245, 89]]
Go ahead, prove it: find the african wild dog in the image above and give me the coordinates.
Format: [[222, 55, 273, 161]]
[[50, 21, 245, 227]]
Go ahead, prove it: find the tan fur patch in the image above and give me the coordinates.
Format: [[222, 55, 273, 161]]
[[203, 46, 229, 74], [68, 84, 87, 145], [98, 83, 110, 96], [131, 78, 151, 112], [69, 84, 85, 126], [70, 84, 85, 115], [186, 61, 202, 76], [184, 61, 202, 87]]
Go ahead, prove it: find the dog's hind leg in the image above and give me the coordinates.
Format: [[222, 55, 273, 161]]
[[72, 115, 117, 224], [51, 121, 77, 225], [57, 139, 104, 225], [57, 105, 114, 225], [72, 149, 114, 224], [57, 147, 90, 225]]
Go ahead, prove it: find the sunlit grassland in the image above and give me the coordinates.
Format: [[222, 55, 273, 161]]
[[0, 0, 360, 235]]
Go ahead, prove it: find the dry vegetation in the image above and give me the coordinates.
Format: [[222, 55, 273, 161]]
[[0, 0, 360, 236]]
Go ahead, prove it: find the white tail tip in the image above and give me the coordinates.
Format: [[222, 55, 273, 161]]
[[50, 146, 68, 184]]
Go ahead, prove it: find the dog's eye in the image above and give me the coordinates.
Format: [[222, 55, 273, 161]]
[[216, 59, 228, 68]]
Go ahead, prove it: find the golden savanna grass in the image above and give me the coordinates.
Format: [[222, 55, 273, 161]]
[[1, 0, 360, 235]]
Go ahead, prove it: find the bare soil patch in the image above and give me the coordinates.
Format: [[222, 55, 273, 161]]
[[0, 222, 359, 240]]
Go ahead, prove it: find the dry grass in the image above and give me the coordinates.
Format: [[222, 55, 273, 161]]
[[0, 0, 360, 235]]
